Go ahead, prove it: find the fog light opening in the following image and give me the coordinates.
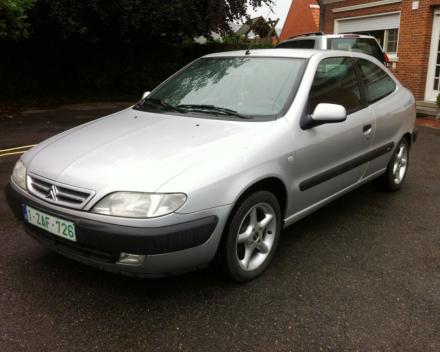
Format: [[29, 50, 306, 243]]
[[118, 253, 146, 265]]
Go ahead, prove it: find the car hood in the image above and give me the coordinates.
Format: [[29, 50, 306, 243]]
[[24, 108, 275, 197]]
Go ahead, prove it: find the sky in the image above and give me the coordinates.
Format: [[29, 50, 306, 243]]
[[246, 0, 293, 29]]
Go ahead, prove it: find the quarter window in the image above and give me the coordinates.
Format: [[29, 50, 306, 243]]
[[276, 40, 315, 49], [308, 57, 362, 114], [355, 58, 396, 103]]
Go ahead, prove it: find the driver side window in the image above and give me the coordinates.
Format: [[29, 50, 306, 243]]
[[308, 57, 362, 114]]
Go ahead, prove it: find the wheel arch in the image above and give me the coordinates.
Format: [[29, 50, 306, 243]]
[[403, 132, 412, 150], [213, 178, 286, 281], [230, 177, 288, 222]]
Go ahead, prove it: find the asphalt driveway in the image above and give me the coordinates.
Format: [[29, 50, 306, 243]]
[[1, 103, 439, 351]]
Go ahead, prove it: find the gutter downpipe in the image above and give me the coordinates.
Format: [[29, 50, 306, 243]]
[[316, 0, 325, 32]]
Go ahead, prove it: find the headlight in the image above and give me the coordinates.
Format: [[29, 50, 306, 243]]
[[91, 192, 187, 218], [12, 159, 27, 190]]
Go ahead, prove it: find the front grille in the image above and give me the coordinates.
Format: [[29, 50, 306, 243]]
[[24, 222, 118, 263], [27, 174, 95, 209]]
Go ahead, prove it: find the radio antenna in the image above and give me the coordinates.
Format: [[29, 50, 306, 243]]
[[245, 0, 278, 55]]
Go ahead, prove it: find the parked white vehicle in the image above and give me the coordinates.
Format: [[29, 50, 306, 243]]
[[275, 32, 390, 67], [7, 49, 417, 281]]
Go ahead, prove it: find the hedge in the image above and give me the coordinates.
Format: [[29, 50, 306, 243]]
[[0, 40, 274, 102]]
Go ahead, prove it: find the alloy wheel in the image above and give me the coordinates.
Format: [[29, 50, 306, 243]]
[[235, 202, 277, 271], [392, 143, 408, 184]]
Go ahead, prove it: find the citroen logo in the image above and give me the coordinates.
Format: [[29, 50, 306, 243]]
[[46, 185, 59, 201]]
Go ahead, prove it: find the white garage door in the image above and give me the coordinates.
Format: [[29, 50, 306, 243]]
[[336, 12, 400, 33]]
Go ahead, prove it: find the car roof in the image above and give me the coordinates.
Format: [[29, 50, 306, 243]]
[[202, 49, 321, 59], [324, 34, 377, 38], [200, 48, 385, 67], [283, 34, 378, 40]]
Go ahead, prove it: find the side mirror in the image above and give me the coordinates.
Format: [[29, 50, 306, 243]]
[[142, 91, 151, 100], [300, 103, 347, 130]]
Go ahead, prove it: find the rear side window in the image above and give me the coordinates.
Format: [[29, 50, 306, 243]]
[[327, 38, 384, 63], [276, 40, 315, 49], [355, 58, 396, 103], [308, 57, 362, 114]]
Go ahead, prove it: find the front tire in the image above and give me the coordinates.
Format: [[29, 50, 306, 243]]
[[373, 137, 409, 191], [214, 190, 281, 282]]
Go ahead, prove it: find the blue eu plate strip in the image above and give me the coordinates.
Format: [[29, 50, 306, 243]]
[[23, 204, 28, 222]]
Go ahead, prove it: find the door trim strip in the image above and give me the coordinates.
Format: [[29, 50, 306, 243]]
[[299, 142, 394, 191]]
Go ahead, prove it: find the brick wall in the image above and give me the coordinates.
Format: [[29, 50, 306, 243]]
[[311, 6, 321, 29], [280, 0, 320, 41], [323, 0, 435, 100]]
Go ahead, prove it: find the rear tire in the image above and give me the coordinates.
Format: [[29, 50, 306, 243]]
[[214, 190, 281, 282], [373, 137, 409, 192]]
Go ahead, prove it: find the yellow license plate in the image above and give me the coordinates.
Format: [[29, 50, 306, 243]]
[[23, 204, 76, 242]]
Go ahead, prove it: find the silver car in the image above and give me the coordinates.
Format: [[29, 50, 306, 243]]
[[6, 49, 417, 282]]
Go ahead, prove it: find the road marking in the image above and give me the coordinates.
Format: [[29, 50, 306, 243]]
[[0, 151, 27, 157], [0, 144, 36, 158], [0, 145, 36, 153]]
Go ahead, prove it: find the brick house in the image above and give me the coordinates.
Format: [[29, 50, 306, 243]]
[[321, 0, 439, 111], [280, 0, 321, 41]]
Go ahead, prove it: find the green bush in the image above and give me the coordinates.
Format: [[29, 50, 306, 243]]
[[0, 39, 275, 102]]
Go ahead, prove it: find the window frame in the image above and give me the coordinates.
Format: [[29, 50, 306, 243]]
[[307, 56, 368, 117], [134, 56, 309, 121], [304, 54, 398, 127], [383, 28, 399, 57]]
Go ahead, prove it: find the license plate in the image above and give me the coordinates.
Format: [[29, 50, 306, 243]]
[[23, 204, 76, 242]]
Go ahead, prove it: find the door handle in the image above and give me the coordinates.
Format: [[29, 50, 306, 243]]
[[363, 124, 372, 133], [363, 124, 372, 139]]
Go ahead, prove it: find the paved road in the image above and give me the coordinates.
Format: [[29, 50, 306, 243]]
[[1, 104, 439, 351]]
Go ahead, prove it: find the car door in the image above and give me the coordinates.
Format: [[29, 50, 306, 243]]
[[353, 57, 402, 178], [290, 56, 376, 215]]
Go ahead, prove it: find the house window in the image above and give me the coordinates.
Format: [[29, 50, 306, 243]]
[[384, 29, 398, 53]]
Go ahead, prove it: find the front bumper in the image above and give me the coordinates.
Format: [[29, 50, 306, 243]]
[[6, 183, 228, 278]]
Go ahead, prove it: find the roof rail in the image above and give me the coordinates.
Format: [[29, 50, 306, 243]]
[[347, 32, 372, 36], [288, 31, 324, 39]]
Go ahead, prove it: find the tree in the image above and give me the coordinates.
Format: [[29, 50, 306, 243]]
[[0, 0, 36, 39], [27, 0, 273, 42]]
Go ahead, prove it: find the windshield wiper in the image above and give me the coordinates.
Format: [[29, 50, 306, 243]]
[[141, 98, 187, 113], [177, 104, 253, 119]]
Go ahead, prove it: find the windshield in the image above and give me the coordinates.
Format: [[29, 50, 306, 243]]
[[136, 57, 304, 118]]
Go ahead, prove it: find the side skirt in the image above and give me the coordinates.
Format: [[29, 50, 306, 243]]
[[282, 168, 386, 229]]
